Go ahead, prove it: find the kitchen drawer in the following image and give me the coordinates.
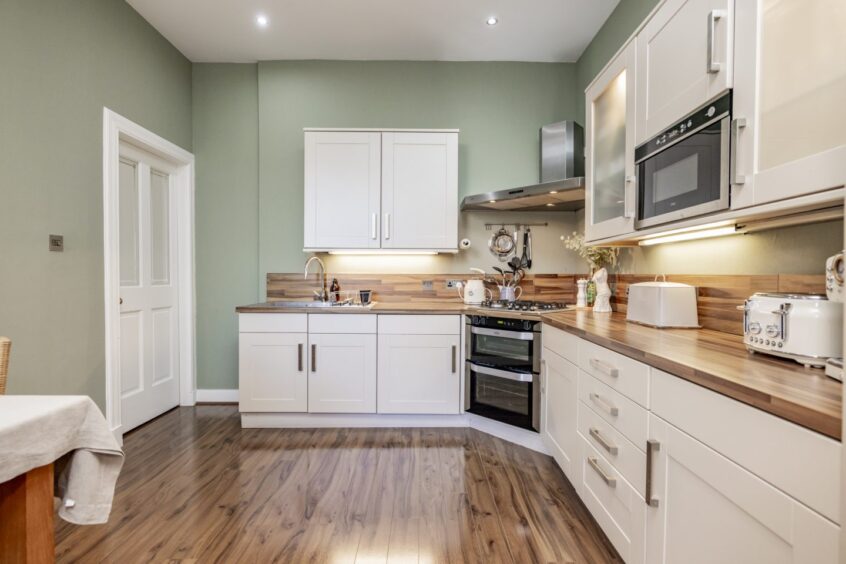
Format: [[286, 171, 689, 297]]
[[378, 314, 461, 335], [651, 369, 841, 524], [542, 324, 579, 364], [239, 313, 308, 333], [308, 314, 377, 334], [578, 340, 649, 407], [579, 437, 646, 564], [579, 371, 648, 450], [579, 401, 646, 497]]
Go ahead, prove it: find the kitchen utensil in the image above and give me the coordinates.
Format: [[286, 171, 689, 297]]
[[627, 275, 699, 328], [826, 251, 844, 302], [576, 279, 588, 308], [741, 292, 843, 367], [359, 290, 373, 305], [489, 227, 515, 261], [526, 228, 533, 269], [492, 267, 507, 287], [458, 268, 493, 305], [498, 285, 523, 302], [520, 230, 529, 268], [508, 255, 521, 274]]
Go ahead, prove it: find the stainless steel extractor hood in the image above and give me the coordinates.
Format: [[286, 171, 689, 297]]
[[461, 121, 585, 212]]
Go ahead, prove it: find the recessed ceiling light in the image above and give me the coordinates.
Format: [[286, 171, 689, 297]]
[[486, 16, 499, 26], [549, 190, 558, 194], [489, 200, 496, 204], [546, 203, 555, 207], [256, 14, 269, 27]]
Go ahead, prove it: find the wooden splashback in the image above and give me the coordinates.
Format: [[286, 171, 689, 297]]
[[267, 273, 580, 303], [266, 272, 824, 336]]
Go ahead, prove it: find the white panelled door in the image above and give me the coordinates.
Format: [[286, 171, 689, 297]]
[[118, 142, 180, 432]]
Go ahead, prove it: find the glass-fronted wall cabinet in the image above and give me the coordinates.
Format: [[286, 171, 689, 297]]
[[585, 40, 638, 243], [731, 0, 846, 209]]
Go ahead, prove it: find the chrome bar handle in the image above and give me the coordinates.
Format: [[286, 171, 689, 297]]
[[646, 439, 661, 507], [771, 303, 792, 341], [589, 392, 619, 416], [624, 175, 637, 218], [311, 344, 316, 372], [298, 343, 303, 372], [588, 457, 617, 488], [384, 213, 391, 240], [707, 10, 725, 73], [589, 427, 619, 455], [731, 117, 747, 185], [540, 359, 547, 394], [371, 213, 377, 240], [589, 358, 619, 378], [451, 345, 457, 374]]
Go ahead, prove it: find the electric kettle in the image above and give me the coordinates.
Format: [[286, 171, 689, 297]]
[[458, 268, 492, 305]]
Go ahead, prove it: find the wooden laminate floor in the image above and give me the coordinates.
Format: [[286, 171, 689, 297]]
[[56, 406, 621, 563]]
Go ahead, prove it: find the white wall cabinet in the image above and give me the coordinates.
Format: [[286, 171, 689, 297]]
[[381, 132, 458, 249], [585, 40, 638, 243], [541, 348, 580, 481], [731, 0, 846, 209], [635, 0, 734, 145], [304, 131, 382, 250], [304, 129, 458, 252], [377, 323, 461, 414], [239, 331, 308, 413], [646, 414, 839, 564], [307, 333, 377, 414]]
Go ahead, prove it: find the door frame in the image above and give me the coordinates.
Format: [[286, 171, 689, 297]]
[[102, 108, 196, 439]]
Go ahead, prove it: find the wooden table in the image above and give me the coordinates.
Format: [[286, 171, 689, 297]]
[[0, 464, 54, 564]]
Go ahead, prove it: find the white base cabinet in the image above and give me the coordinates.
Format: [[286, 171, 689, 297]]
[[239, 332, 308, 413], [307, 333, 376, 414], [646, 414, 839, 564], [541, 347, 580, 481]]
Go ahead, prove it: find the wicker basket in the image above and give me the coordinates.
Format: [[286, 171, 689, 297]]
[[0, 337, 10, 395]]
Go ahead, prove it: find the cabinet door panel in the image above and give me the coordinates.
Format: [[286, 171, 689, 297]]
[[307, 333, 376, 413], [542, 349, 579, 480], [381, 132, 458, 249], [635, 0, 733, 144], [377, 333, 460, 414], [647, 415, 839, 564], [585, 40, 637, 242], [239, 332, 307, 412], [304, 131, 381, 249]]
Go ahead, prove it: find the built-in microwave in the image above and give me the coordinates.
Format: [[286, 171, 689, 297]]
[[635, 92, 731, 229]]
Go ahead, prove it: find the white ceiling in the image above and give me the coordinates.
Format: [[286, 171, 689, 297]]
[[126, 0, 619, 63]]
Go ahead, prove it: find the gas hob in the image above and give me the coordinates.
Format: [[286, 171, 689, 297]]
[[479, 299, 569, 312]]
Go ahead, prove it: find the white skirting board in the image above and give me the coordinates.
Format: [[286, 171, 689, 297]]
[[240, 412, 549, 455], [196, 389, 239, 403]]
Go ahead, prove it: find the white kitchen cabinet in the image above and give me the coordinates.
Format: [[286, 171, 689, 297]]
[[541, 348, 580, 481], [307, 333, 377, 414], [585, 40, 638, 243], [635, 0, 734, 145], [731, 0, 846, 209], [304, 129, 458, 251], [646, 414, 839, 564], [239, 331, 308, 413], [303, 131, 382, 250], [377, 333, 460, 414], [381, 132, 458, 250]]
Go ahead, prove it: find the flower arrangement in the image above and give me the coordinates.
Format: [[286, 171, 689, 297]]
[[561, 232, 619, 272]]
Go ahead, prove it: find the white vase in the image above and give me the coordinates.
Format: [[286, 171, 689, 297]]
[[592, 267, 613, 313]]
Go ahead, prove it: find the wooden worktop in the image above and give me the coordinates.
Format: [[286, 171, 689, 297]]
[[540, 310, 842, 440], [235, 301, 546, 320]]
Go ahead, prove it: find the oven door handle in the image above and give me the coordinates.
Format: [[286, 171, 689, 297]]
[[470, 363, 534, 383], [470, 326, 535, 341]]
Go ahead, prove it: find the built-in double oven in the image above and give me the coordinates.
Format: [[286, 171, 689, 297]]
[[464, 315, 540, 432]]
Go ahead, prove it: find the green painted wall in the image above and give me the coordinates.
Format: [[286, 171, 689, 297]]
[[0, 0, 192, 406], [192, 65, 260, 390]]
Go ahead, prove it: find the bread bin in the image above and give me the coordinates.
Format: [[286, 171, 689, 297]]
[[626, 276, 699, 328], [742, 292, 842, 367]]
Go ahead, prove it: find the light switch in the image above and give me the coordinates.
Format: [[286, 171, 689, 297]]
[[49, 234, 64, 252]]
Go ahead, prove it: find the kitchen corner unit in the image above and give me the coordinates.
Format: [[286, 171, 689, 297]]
[[303, 128, 459, 253]]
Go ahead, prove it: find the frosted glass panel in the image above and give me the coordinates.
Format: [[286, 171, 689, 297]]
[[119, 159, 140, 286], [150, 170, 170, 285], [592, 70, 627, 225], [758, 0, 846, 169]]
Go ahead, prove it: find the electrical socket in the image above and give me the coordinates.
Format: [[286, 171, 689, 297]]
[[421, 280, 434, 290], [445, 280, 461, 289]]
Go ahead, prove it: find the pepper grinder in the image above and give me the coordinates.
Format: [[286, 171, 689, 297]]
[[576, 279, 588, 309]]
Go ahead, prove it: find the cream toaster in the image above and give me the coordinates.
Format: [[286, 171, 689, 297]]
[[742, 293, 843, 367], [626, 276, 699, 328]]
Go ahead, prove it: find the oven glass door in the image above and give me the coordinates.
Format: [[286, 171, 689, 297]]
[[467, 363, 536, 431], [468, 326, 536, 373], [637, 118, 728, 227]]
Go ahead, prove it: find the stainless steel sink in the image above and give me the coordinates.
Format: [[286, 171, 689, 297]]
[[269, 301, 373, 309]]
